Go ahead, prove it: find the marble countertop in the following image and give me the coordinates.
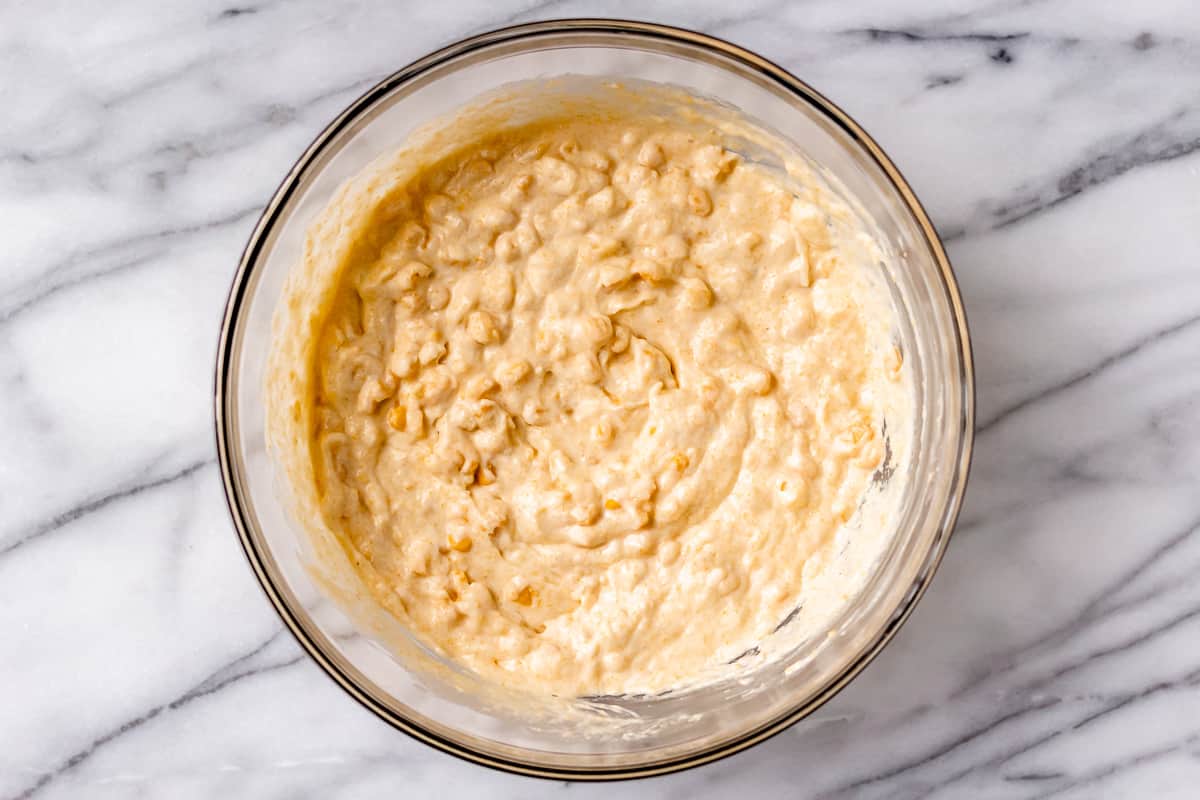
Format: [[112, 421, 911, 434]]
[[3, 1, 1199, 797]]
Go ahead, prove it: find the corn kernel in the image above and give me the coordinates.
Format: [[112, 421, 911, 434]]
[[637, 141, 665, 168], [849, 422, 872, 445], [686, 187, 712, 216], [592, 421, 615, 444], [467, 310, 501, 345], [886, 345, 904, 380]]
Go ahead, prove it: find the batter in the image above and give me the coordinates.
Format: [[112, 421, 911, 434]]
[[292, 108, 905, 696]]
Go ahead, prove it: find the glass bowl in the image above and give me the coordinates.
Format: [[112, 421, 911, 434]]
[[215, 19, 973, 780]]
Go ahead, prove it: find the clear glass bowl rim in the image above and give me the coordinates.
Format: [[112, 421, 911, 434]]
[[214, 18, 976, 781]]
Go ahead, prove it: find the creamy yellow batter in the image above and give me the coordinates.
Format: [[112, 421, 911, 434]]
[[288, 104, 905, 696]]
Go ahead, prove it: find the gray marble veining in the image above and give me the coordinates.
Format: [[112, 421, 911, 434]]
[[2, 1, 1198, 797]]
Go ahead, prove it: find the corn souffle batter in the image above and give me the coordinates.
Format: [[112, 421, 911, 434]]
[[282, 99, 907, 697]]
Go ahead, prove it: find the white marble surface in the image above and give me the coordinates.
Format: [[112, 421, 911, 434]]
[[2, 1, 1199, 797]]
